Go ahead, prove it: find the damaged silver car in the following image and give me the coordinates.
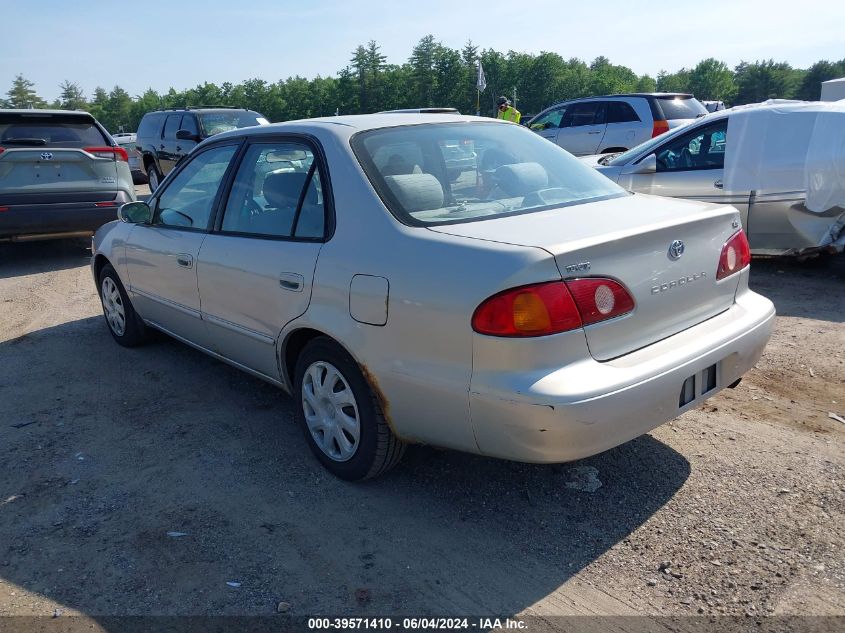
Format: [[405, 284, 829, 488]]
[[91, 114, 775, 481]]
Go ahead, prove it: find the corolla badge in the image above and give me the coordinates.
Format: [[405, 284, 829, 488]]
[[40, 152, 54, 160], [668, 240, 685, 260]]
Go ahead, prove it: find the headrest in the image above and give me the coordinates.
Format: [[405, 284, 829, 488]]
[[383, 173, 444, 212], [263, 171, 316, 208], [495, 162, 549, 196]]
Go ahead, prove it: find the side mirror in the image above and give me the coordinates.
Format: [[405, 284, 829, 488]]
[[176, 129, 200, 142], [118, 201, 153, 224], [627, 153, 657, 175]]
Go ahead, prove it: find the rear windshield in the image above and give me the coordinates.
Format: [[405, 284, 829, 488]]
[[352, 122, 625, 226], [0, 113, 108, 148], [199, 111, 268, 136], [656, 96, 708, 120]]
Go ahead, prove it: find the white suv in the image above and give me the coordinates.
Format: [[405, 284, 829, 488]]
[[526, 93, 707, 156]]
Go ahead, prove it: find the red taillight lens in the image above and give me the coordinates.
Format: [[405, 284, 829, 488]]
[[472, 281, 582, 337], [716, 229, 751, 280], [472, 278, 636, 337], [565, 278, 636, 326], [94, 201, 117, 207], [651, 120, 670, 138], [84, 146, 129, 162]]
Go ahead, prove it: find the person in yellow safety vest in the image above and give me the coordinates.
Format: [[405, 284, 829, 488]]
[[495, 96, 521, 123]]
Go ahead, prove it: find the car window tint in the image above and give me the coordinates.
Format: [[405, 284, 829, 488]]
[[530, 106, 566, 131], [655, 121, 728, 172], [564, 102, 606, 128], [353, 121, 625, 226], [199, 111, 265, 136], [0, 114, 107, 148], [155, 145, 237, 229], [221, 142, 324, 238], [294, 170, 326, 238], [137, 114, 163, 138], [607, 102, 640, 124], [181, 115, 199, 136], [163, 114, 182, 139], [656, 96, 708, 120]]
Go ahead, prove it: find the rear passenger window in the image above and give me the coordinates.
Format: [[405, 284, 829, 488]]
[[181, 115, 199, 136], [163, 114, 182, 139], [137, 113, 164, 138], [607, 102, 640, 124], [220, 142, 326, 239], [562, 102, 606, 128]]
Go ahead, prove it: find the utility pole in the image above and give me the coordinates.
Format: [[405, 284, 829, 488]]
[[512, 87, 517, 110]]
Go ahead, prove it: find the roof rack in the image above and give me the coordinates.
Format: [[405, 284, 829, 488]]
[[156, 105, 241, 111]]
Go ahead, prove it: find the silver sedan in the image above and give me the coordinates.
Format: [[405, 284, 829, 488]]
[[91, 114, 775, 480]]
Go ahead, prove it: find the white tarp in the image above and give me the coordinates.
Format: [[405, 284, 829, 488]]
[[723, 100, 845, 213]]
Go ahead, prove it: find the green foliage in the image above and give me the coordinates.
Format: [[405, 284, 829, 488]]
[[8, 44, 840, 132], [6, 73, 47, 108], [733, 60, 804, 104], [688, 58, 737, 102]]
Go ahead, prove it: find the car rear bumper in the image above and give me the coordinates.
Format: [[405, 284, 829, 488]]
[[469, 287, 775, 463], [0, 191, 131, 240]]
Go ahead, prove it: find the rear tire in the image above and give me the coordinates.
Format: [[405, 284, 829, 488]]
[[98, 264, 147, 347], [147, 163, 162, 191], [294, 337, 405, 481]]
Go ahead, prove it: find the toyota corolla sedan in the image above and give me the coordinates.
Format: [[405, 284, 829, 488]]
[[91, 113, 775, 480]]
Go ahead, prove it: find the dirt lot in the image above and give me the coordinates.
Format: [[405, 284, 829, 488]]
[[0, 236, 843, 628]]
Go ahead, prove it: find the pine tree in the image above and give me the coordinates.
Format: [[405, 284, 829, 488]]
[[58, 80, 87, 110], [6, 74, 47, 108]]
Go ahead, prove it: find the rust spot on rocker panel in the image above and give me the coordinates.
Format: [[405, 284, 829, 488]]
[[360, 364, 411, 442]]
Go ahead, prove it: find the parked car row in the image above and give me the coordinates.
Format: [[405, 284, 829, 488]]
[[579, 102, 845, 256]]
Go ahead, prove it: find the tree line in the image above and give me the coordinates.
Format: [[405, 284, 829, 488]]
[[4, 36, 844, 133]]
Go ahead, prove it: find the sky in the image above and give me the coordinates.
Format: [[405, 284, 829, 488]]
[[2, 0, 844, 102]]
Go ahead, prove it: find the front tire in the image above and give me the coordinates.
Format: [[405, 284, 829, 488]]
[[98, 264, 147, 347], [294, 337, 405, 480]]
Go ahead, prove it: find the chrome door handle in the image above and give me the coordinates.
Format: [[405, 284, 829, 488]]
[[176, 254, 193, 268], [279, 272, 304, 292], [587, 130, 602, 134], [714, 180, 724, 189]]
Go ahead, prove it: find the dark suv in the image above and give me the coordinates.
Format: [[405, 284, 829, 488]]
[[136, 107, 267, 190]]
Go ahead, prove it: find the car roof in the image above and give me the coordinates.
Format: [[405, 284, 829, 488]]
[[0, 108, 95, 117], [209, 113, 501, 143]]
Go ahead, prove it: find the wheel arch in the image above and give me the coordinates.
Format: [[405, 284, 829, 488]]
[[600, 146, 628, 154], [92, 253, 111, 283]]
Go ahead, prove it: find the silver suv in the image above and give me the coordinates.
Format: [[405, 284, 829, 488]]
[[0, 109, 135, 242], [526, 93, 707, 156]]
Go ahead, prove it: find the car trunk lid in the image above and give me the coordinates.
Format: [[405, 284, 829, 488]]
[[429, 193, 744, 360]]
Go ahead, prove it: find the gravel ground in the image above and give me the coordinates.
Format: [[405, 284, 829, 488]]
[[0, 238, 843, 628]]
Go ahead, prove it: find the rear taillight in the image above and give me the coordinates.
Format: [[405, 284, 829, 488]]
[[84, 146, 129, 162], [565, 278, 636, 326], [651, 120, 670, 138], [472, 278, 635, 337], [472, 281, 581, 337], [0, 206, 9, 213], [94, 201, 117, 207], [716, 229, 751, 280]]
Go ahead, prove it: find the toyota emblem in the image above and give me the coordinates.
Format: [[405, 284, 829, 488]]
[[668, 240, 685, 260], [40, 152, 54, 161]]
